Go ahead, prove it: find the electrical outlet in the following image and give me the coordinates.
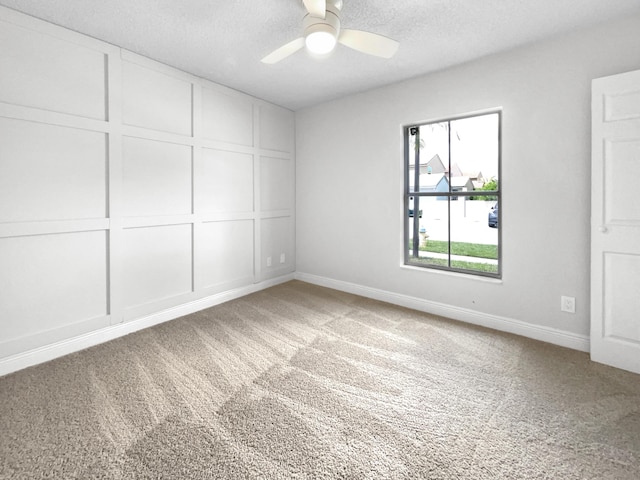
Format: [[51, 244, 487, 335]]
[[266, 256, 272, 267], [561, 296, 576, 313], [280, 253, 285, 264]]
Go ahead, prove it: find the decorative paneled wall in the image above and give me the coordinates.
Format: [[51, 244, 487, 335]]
[[0, 7, 295, 366]]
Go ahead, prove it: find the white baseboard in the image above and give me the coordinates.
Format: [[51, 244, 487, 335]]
[[295, 272, 590, 353], [1, 271, 590, 378], [0, 274, 294, 378]]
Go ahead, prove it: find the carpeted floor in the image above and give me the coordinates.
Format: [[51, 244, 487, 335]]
[[1, 280, 639, 479]]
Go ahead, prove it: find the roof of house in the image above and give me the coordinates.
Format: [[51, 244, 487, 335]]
[[424, 154, 446, 173], [410, 173, 448, 190], [451, 176, 472, 188]]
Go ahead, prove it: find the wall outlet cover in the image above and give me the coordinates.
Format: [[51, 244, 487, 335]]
[[561, 296, 576, 313]]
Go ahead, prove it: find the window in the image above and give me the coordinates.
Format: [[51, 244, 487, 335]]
[[404, 111, 501, 277]]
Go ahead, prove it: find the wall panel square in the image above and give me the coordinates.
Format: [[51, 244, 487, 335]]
[[261, 156, 293, 212], [122, 60, 192, 135], [122, 224, 193, 308], [0, 231, 108, 343], [261, 216, 294, 273], [201, 148, 253, 213], [0, 118, 106, 222], [122, 136, 192, 217], [201, 220, 254, 288], [202, 88, 253, 146], [259, 105, 293, 152], [0, 21, 106, 119]]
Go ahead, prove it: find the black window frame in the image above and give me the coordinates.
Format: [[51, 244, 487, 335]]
[[403, 110, 502, 278]]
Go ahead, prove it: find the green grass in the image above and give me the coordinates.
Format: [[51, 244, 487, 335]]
[[419, 240, 498, 259], [409, 256, 499, 274], [407, 239, 499, 274]]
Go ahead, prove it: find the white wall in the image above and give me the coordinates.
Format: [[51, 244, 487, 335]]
[[296, 14, 640, 346], [0, 7, 295, 374]]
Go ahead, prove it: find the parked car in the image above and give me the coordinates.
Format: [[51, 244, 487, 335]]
[[408, 209, 423, 218], [488, 204, 498, 228]]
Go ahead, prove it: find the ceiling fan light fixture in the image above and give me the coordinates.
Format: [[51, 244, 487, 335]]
[[305, 28, 337, 54]]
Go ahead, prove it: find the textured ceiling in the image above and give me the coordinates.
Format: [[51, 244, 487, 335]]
[[2, 0, 640, 110]]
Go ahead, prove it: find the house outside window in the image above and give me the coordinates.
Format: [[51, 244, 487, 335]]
[[404, 111, 501, 277]]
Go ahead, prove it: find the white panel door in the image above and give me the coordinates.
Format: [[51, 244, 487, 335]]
[[591, 69, 640, 374]]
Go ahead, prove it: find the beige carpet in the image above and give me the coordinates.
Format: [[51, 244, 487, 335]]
[[1, 280, 639, 479]]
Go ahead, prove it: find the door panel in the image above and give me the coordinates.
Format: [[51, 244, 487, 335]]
[[605, 139, 640, 224], [603, 253, 640, 342]]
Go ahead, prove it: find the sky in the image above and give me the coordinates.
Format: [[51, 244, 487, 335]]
[[418, 112, 499, 180]]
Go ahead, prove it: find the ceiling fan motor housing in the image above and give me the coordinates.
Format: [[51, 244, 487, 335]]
[[303, 3, 341, 43]]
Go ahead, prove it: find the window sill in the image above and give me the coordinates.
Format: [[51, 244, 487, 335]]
[[400, 263, 503, 284]]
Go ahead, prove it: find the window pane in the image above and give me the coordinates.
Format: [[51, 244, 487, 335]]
[[409, 122, 449, 194], [408, 129, 416, 193], [450, 198, 499, 274], [407, 196, 449, 268], [420, 122, 449, 177], [407, 195, 421, 258], [450, 113, 499, 191]]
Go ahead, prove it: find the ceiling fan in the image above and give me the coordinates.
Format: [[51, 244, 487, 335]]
[[261, 0, 399, 64]]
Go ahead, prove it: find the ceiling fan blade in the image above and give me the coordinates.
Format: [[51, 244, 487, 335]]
[[261, 37, 305, 64], [338, 29, 399, 58], [303, 0, 326, 18]]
